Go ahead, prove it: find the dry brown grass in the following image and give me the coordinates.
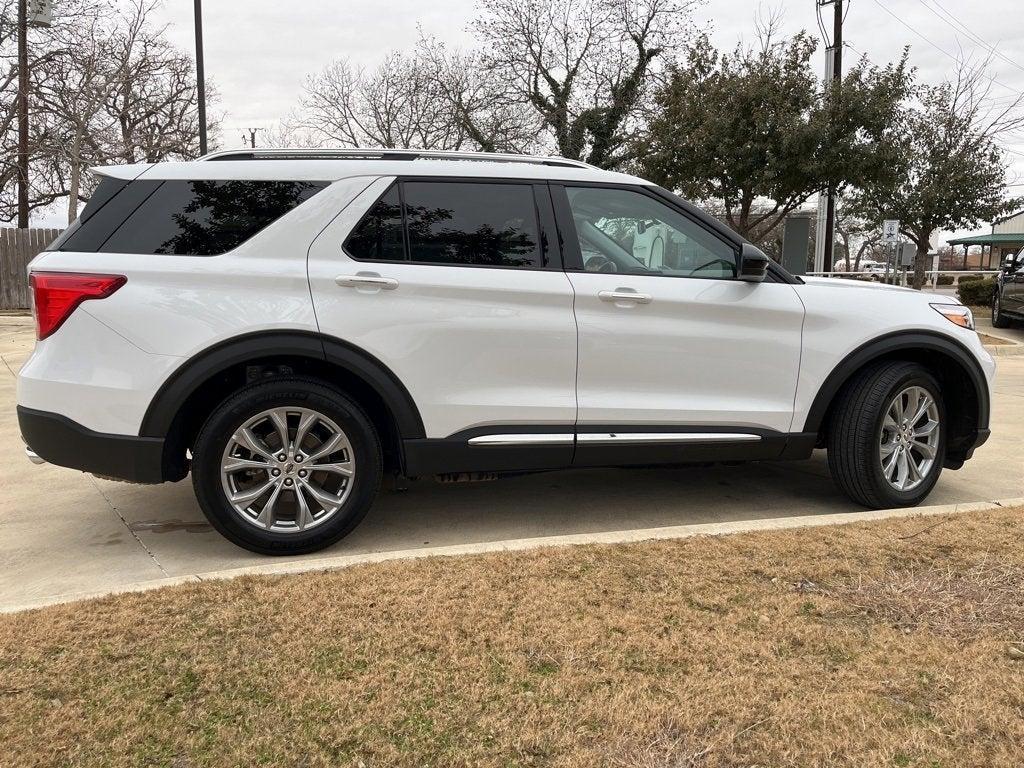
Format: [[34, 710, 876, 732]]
[[2, 507, 1024, 768]]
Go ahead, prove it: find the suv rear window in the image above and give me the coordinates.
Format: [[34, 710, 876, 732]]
[[53, 179, 327, 256], [345, 181, 542, 268]]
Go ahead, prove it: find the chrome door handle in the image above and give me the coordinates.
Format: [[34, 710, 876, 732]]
[[335, 274, 399, 290], [598, 289, 652, 304]]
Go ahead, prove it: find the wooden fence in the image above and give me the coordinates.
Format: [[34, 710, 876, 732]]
[[0, 228, 62, 310]]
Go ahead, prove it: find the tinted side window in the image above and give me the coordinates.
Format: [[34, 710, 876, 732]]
[[344, 183, 405, 262], [96, 180, 326, 255], [47, 176, 128, 251], [565, 186, 737, 279], [52, 178, 162, 252], [403, 182, 541, 268]]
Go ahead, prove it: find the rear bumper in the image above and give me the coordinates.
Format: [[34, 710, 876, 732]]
[[17, 406, 166, 484]]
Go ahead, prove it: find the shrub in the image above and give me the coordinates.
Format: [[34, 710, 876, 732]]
[[958, 274, 983, 284], [936, 274, 954, 286], [957, 277, 997, 306]]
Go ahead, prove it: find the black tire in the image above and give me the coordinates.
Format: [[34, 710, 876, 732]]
[[191, 377, 382, 555], [826, 361, 946, 509], [992, 292, 1011, 328]]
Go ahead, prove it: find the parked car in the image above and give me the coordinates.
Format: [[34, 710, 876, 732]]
[[17, 149, 995, 555], [860, 260, 889, 279], [831, 259, 886, 277], [993, 247, 1024, 328]]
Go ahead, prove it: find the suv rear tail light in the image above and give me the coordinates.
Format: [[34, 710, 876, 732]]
[[30, 272, 127, 340]]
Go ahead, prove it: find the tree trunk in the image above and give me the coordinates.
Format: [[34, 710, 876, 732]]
[[912, 238, 930, 290], [855, 240, 869, 272]]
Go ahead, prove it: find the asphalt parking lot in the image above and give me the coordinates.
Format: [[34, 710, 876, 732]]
[[2, 313, 1022, 611]]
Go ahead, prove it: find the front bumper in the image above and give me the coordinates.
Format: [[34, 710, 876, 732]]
[[17, 406, 166, 484]]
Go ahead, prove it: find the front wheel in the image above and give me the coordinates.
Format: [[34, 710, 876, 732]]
[[192, 377, 382, 555], [992, 293, 1011, 328], [827, 362, 945, 509]]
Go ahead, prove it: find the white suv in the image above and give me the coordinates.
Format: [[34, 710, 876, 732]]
[[17, 149, 994, 555]]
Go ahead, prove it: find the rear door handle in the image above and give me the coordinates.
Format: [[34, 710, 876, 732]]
[[598, 289, 652, 304], [335, 273, 399, 290]]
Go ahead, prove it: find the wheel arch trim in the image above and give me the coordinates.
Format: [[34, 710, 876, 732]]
[[801, 330, 990, 435], [139, 330, 426, 440]]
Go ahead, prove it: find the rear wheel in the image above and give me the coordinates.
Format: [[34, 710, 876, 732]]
[[992, 292, 1011, 328], [827, 362, 945, 509], [192, 378, 382, 555]]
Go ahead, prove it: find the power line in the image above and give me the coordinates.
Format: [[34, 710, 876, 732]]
[[842, 39, 1024, 169], [844, 39, 1020, 112], [815, 2, 831, 48], [866, 0, 1023, 97], [915, 0, 1024, 77]]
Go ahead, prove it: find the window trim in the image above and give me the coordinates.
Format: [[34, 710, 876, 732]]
[[342, 176, 563, 272], [551, 181, 742, 281]]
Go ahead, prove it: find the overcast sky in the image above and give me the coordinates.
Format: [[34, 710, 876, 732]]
[[142, 1, 1024, 239]]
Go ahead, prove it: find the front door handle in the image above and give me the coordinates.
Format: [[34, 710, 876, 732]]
[[598, 289, 652, 305], [335, 273, 399, 290]]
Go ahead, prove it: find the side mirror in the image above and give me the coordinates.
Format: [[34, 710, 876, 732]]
[[1005, 255, 1017, 272], [739, 243, 769, 283]]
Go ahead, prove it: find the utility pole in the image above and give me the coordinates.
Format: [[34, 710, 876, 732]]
[[813, 0, 844, 273], [17, 0, 29, 228], [194, 0, 208, 156]]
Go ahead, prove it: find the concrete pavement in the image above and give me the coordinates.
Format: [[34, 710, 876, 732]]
[[2, 314, 1022, 611], [976, 313, 1024, 348]]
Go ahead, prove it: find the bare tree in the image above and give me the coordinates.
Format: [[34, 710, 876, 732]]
[[34, 6, 122, 221], [1, 0, 211, 224], [299, 52, 465, 150], [0, 0, 105, 221], [102, 0, 210, 165], [415, 36, 542, 153], [258, 119, 325, 149], [472, 0, 698, 168], [295, 0, 695, 161]]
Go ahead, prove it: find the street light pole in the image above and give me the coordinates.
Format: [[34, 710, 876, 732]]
[[194, 0, 208, 156], [813, 0, 845, 273], [821, 0, 843, 272], [17, 0, 29, 228]]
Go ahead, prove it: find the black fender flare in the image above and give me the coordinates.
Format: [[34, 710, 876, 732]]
[[139, 330, 426, 440], [801, 330, 990, 434]]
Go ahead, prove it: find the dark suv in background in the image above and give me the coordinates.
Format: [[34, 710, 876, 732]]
[[993, 247, 1024, 328]]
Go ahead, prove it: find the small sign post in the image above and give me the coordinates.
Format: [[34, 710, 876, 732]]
[[882, 219, 900, 243], [882, 220, 900, 283]]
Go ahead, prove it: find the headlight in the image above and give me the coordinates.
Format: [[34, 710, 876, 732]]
[[930, 303, 975, 330]]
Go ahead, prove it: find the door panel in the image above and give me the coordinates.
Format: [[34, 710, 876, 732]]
[[555, 184, 805, 437], [307, 177, 578, 442], [568, 272, 805, 432]]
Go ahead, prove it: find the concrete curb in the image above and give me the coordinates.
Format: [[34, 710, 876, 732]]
[[5, 496, 1022, 615], [984, 341, 1024, 356]]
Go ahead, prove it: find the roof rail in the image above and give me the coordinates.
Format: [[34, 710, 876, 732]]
[[197, 147, 598, 170]]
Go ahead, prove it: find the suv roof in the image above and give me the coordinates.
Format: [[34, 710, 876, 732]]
[[93, 148, 649, 186]]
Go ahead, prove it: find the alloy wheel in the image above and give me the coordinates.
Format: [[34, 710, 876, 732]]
[[220, 407, 355, 533], [878, 385, 940, 492]]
